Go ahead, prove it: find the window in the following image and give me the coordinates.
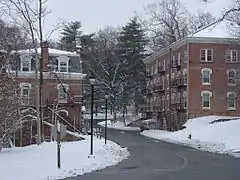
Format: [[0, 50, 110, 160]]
[[57, 84, 69, 102], [162, 96, 165, 110], [20, 83, 31, 105], [184, 50, 188, 64], [227, 69, 236, 85], [201, 68, 212, 85], [177, 52, 181, 65], [183, 91, 187, 109], [227, 92, 237, 110], [20, 54, 32, 72], [57, 56, 69, 73], [201, 91, 212, 109], [155, 61, 158, 74], [163, 60, 165, 70], [172, 56, 175, 66], [225, 50, 238, 62], [183, 69, 187, 85], [200, 49, 213, 62]]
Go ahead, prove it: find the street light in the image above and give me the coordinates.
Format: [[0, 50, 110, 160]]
[[89, 74, 96, 155], [104, 95, 109, 145]]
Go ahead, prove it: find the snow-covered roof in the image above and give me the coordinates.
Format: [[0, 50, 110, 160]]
[[188, 20, 238, 39], [14, 48, 79, 57]]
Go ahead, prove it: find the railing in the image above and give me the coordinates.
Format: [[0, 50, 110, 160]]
[[158, 66, 165, 73], [171, 77, 187, 87]]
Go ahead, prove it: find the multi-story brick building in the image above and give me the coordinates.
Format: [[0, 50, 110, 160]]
[[143, 21, 240, 131], [8, 42, 86, 145]]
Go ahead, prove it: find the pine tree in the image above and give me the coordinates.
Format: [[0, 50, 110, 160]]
[[59, 21, 82, 51], [118, 17, 149, 113]]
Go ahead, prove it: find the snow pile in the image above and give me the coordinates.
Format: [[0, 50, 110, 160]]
[[98, 120, 141, 131], [141, 115, 240, 155], [0, 136, 129, 180], [84, 113, 114, 120]]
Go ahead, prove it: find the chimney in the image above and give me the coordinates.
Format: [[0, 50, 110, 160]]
[[41, 41, 49, 72]]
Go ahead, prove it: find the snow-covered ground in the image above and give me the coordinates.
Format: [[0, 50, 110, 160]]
[[98, 120, 141, 131], [0, 136, 129, 180], [141, 116, 240, 156]]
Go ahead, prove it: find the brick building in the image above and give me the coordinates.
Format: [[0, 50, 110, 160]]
[[143, 21, 240, 131], [8, 42, 86, 145]]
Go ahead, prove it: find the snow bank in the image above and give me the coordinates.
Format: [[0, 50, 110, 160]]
[[0, 136, 129, 180], [141, 115, 240, 156], [98, 121, 141, 131]]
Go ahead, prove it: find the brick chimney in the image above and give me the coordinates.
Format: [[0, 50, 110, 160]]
[[41, 41, 49, 72]]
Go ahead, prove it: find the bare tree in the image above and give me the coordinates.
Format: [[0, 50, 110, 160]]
[[82, 27, 129, 120], [0, 0, 50, 144]]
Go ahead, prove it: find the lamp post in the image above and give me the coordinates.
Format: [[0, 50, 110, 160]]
[[105, 95, 109, 145], [89, 74, 96, 155]]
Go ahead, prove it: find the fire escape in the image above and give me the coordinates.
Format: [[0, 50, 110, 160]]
[[169, 50, 187, 131]]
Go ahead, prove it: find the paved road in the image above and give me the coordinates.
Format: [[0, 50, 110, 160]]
[[65, 129, 240, 180]]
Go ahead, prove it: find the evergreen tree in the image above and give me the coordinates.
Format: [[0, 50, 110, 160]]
[[59, 21, 82, 51], [118, 17, 149, 113]]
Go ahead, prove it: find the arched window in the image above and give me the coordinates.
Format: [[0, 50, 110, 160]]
[[201, 68, 212, 85], [57, 84, 69, 103], [201, 91, 212, 109], [227, 69, 236, 85], [20, 82, 32, 105], [227, 92, 237, 110]]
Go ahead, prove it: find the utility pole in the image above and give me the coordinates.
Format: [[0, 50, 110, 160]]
[[56, 120, 61, 169], [105, 95, 108, 145]]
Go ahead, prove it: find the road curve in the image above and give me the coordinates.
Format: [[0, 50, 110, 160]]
[[64, 129, 240, 180]]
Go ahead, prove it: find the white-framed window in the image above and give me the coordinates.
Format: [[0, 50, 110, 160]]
[[57, 84, 69, 103], [177, 52, 181, 65], [20, 54, 32, 72], [201, 91, 212, 109], [200, 49, 213, 62], [201, 68, 212, 85], [184, 50, 188, 64], [183, 91, 187, 109], [225, 50, 238, 62], [227, 92, 237, 110], [172, 55, 175, 66], [227, 69, 236, 85], [57, 56, 70, 73], [20, 83, 31, 105], [162, 96, 165, 110], [183, 69, 187, 85]]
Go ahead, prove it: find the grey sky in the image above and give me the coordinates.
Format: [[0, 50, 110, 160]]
[[45, 0, 229, 40]]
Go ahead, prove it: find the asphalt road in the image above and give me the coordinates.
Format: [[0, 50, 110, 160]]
[[65, 129, 240, 180]]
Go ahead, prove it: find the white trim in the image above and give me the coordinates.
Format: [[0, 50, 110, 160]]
[[201, 68, 212, 85], [225, 50, 238, 62], [19, 82, 32, 89], [57, 109, 69, 116], [201, 91, 212, 109]]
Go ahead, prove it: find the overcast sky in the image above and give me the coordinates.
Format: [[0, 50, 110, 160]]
[[44, 0, 230, 40]]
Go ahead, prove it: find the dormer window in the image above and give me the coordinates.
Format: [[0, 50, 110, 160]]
[[57, 56, 69, 72], [20, 54, 32, 72]]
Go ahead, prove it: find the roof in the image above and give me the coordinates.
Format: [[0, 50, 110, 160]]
[[143, 20, 239, 64], [188, 20, 237, 39], [13, 48, 79, 57]]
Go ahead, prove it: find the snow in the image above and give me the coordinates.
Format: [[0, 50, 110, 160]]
[[15, 48, 79, 57], [98, 120, 141, 131], [84, 113, 114, 120], [141, 115, 240, 156], [0, 136, 129, 180], [189, 20, 238, 39]]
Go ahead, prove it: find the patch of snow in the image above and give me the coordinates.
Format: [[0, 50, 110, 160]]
[[84, 113, 114, 120], [0, 137, 129, 180], [14, 48, 79, 57], [141, 115, 240, 157], [98, 121, 140, 131], [189, 20, 238, 39]]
